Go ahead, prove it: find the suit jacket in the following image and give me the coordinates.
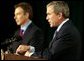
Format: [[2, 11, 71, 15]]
[[48, 20, 82, 60], [8, 23, 44, 55]]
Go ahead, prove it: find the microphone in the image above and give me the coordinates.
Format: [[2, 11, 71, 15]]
[[1, 35, 22, 46]]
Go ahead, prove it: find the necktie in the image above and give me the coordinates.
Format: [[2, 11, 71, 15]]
[[52, 30, 57, 39], [49, 30, 58, 48], [19, 29, 24, 37]]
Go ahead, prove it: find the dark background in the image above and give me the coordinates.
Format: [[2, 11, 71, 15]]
[[0, 0, 83, 60]]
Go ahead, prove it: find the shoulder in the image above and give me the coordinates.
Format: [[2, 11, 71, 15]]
[[31, 23, 43, 31], [57, 20, 80, 36]]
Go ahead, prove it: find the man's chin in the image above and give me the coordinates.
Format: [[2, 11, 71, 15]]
[[16, 23, 21, 25], [50, 25, 53, 28]]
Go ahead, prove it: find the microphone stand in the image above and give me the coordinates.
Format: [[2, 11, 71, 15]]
[[1, 49, 4, 60]]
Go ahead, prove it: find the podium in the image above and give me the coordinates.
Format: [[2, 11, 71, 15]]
[[4, 54, 47, 60]]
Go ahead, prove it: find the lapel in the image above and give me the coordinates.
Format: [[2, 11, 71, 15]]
[[49, 30, 58, 48], [14, 23, 37, 44], [22, 23, 36, 44], [49, 20, 71, 49]]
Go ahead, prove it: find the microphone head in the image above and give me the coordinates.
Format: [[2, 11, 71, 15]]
[[1, 35, 22, 46]]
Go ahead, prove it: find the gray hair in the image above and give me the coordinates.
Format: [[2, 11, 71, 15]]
[[47, 1, 70, 18]]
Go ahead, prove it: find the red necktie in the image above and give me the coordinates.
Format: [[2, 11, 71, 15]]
[[19, 29, 24, 37]]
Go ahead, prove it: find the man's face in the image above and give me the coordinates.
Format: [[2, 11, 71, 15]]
[[14, 7, 29, 25], [46, 6, 61, 27]]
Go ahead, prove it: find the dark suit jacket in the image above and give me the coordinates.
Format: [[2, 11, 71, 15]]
[[48, 20, 82, 60], [8, 23, 44, 55]]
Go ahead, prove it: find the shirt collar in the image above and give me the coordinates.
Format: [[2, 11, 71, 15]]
[[56, 18, 69, 32], [21, 20, 32, 33]]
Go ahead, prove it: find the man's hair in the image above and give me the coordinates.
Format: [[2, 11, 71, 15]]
[[14, 2, 33, 19], [47, 1, 70, 18]]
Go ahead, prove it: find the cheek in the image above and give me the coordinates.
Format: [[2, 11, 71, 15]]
[[50, 15, 55, 21], [51, 17, 58, 26], [18, 15, 23, 20], [18, 15, 25, 22], [16, 15, 24, 24], [51, 17, 56, 23]]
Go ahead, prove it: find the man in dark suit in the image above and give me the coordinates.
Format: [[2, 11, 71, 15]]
[[44, 1, 82, 60], [7, 2, 44, 57]]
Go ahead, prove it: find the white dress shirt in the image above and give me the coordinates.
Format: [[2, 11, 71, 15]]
[[56, 18, 69, 32], [21, 20, 32, 34]]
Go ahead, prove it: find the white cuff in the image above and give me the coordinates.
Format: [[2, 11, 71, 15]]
[[24, 46, 35, 57]]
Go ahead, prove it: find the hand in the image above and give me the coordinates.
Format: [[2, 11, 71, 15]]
[[24, 46, 35, 57], [15, 44, 30, 55]]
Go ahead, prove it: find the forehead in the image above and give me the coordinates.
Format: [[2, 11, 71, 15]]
[[47, 5, 54, 13], [14, 7, 24, 14]]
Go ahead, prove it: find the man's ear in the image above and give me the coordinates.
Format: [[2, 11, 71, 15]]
[[25, 13, 29, 19], [26, 13, 29, 18], [58, 12, 63, 19]]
